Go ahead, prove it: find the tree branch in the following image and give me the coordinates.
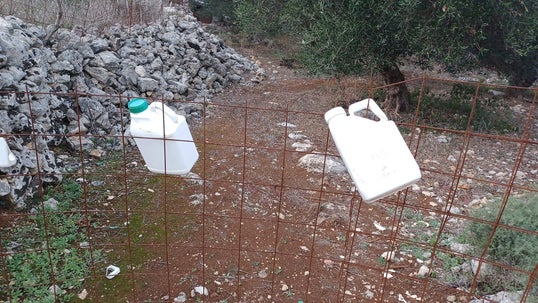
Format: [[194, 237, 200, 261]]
[[44, 0, 63, 45]]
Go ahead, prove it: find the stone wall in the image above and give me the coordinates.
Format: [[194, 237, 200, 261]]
[[0, 8, 258, 210]]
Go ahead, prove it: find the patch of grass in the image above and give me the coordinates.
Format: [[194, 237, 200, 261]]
[[437, 252, 464, 272], [45, 180, 83, 204], [1, 180, 101, 302], [377, 256, 387, 265], [464, 192, 538, 297], [85, 170, 199, 302], [284, 289, 294, 297], [400, 208, 460, 275], [413, 84, 519, 134], [402, 208, 442, 246]]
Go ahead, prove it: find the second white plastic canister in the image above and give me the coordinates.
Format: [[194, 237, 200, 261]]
[[325, 99, 421, 202], [128, 98, 199, 175]]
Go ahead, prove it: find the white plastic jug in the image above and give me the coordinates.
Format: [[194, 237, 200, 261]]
[[128, 98, 199, 175], [0, 137, 16, 168], [325, 99, 421, 202]]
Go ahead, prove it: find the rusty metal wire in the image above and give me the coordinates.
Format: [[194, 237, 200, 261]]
[[0, 75, 536, 303], [0, 1, 537, 302]]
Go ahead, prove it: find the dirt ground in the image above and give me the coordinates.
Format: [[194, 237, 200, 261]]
[[78, 38, 538, 303], [2, 32, 536, 303]]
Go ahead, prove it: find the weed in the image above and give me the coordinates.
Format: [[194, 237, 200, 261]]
[[377, 256, 387, 265], [42, 180, 83, 204], [284, 289, 294, 297], [437, 252, 464, 271], [400, 243, 428, 260], [1, 180, 100, 302], [413, 84, 518, 134], [402, 209, 441, 247], [464, 192, 538, 297]]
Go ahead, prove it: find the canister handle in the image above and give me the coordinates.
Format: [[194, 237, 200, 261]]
[[348, 99, 388, 121], [151, 102, 179, 123]]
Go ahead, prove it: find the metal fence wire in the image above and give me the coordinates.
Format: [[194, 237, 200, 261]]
[[0, 76, 536, 303], [0, 1, 537, 303]]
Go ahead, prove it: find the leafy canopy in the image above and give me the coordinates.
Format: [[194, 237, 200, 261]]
[[234, 0, 538, 85], [285, 0, 419, 75]]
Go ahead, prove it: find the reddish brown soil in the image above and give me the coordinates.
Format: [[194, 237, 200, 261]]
[[3, 38, 536, 303], [81, 41, 536, 303]]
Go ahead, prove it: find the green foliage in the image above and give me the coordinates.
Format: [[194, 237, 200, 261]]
[[415, 1, 538, 85], [44, 179, 83, 204], [469, 193, 538, 272], [234, 0, 538, 86], [286, 0, 415, 76], [190, 0, 235, 23], [1, 181, 100, 303], [414, 84, 518, 133], [432, 1, 538, 86], [437, 252, 464, 272], [233, 0, 286, 39], [466, 192, 538, 294]]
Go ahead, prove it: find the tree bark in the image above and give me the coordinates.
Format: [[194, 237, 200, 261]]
[[380, 63, 411, 113], [44, 0, 63, 46]]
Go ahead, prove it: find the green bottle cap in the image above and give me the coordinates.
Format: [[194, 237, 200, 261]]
[[128, 98, 149, 113]]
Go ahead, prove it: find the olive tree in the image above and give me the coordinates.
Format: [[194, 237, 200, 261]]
[[285, 0, 418, 111], [234, 0, 538, 112], [233, 0, 287, 39]]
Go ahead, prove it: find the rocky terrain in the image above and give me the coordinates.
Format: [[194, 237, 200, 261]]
[[0, 8, 259, 209], [0, 7, 536, 303]]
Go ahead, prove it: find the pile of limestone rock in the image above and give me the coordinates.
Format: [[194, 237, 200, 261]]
[[0, 9, 258, 210]]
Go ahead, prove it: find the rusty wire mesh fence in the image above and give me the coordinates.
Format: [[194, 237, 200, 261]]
[[0, 1, 537, 302], [0, 76, 536, 303]]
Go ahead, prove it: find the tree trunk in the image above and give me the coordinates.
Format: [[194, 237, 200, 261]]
[[44, 0, 63, 46], [504, 57, 537, 97], [380, 63, 411, 113]]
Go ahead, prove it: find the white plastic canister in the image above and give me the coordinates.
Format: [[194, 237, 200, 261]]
[[0, 137, 16, 168], [128, 98, 199, 175], [325, 99, 421, 202]]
